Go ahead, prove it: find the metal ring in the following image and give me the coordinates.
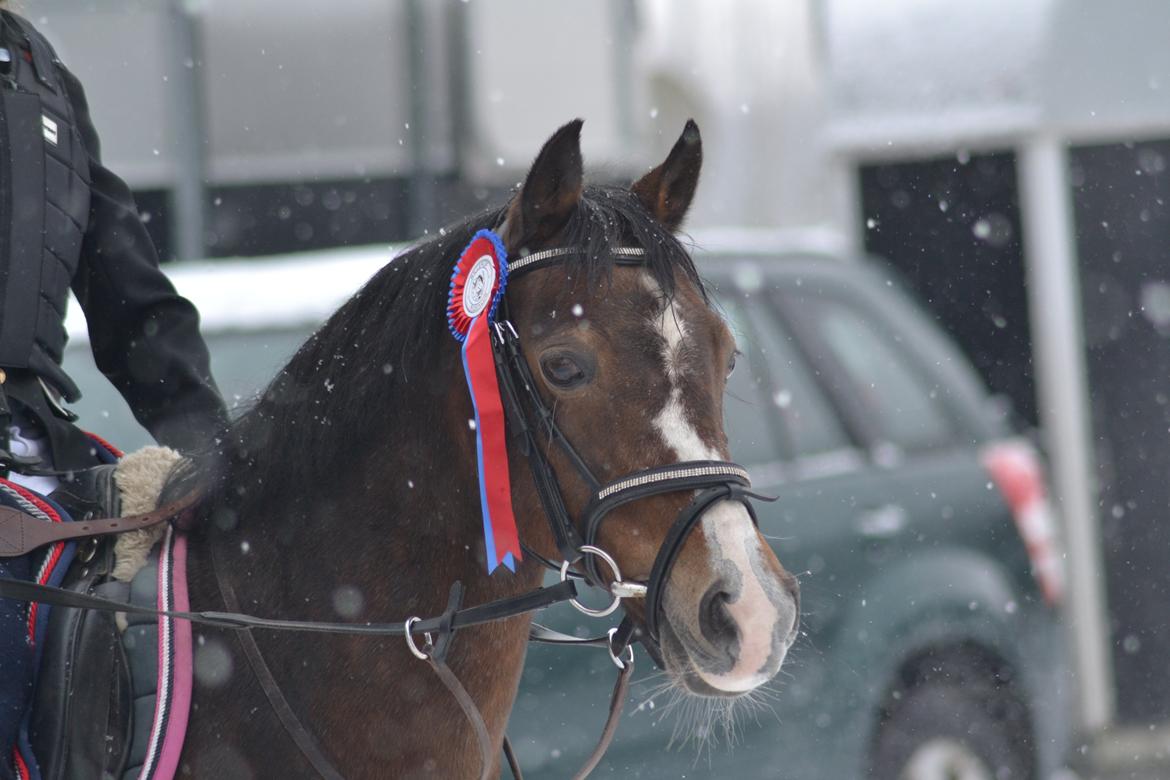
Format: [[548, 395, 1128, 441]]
[[559, 545, 623, 618], [404, 616, 433, 660], [607, 627, 635, 670]]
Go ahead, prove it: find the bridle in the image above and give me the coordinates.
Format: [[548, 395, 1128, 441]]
[[493, 244, 776, 659], [0, 241, 777, 780]]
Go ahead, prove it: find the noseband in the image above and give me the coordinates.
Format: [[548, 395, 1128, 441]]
[[496, 244, 775, 659]]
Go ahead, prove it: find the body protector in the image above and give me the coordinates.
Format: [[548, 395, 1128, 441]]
[[0, 12, 91, 399], [0, 10, 228, 458]]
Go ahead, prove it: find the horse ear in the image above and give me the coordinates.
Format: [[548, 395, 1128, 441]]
[[500, 119, 585, 253], [631, 119, 702, 231]]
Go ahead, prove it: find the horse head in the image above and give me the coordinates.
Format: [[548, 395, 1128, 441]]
[[500, 120, 800, 697]]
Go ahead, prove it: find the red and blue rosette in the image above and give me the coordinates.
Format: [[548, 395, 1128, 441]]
[[448, 229, 522, 573]]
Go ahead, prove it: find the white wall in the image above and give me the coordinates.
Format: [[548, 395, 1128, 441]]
[[200, 0, 413, 183], [31, 0, 180, 188], [28, 0, 645, 190], [638, 0, 833, 231], [462, 0, 636, 183]]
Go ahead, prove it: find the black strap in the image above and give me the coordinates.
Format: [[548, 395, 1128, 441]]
[[518, 440, 582, 563], [0, 574, 632, 779], [504, 250, 646, 281], [582, 461, 751, 536], [522, 621, 636, 780], [571, 661, 632, 780], [642, 485, 760, 641], [426, 656, 495, 780], [528, 622, 610, 648], [503, 736, 523, 779], [214, 543, 344, 780], [0, 575, 580, 637], [579, 462, 756, 586], [411, 582, 497, 780], [492, 322, 590, 561], [501, 329, 599, 493]]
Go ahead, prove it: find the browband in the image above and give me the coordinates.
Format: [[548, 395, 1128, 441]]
[[507, 246, 645, 278]]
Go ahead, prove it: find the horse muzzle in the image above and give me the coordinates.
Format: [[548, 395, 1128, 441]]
[[658, 548, 800, 696]]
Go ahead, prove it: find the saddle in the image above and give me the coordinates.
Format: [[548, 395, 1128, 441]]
[[12, 447, 191, 780], [29, 530, 130, 778]]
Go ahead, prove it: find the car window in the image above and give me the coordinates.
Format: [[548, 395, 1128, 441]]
[[782, 289, 954, 452], [719, 296, 783, 466], [744, 304, 854, 460]]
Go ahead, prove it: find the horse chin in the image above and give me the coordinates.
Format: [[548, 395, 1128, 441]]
[[657, 619, 776, 699]]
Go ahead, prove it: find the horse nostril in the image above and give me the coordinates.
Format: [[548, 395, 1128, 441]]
[[698, 581, 739, 657]]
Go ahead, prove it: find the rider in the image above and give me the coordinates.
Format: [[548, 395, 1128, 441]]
[[0, 8, 229, 777]]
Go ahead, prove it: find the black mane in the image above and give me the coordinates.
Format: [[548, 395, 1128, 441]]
[[173, 185, 702, 523]]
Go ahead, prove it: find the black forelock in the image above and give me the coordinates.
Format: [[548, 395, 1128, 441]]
[[553, 184, 703, 299]]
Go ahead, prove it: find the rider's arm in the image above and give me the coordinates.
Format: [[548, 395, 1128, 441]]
[[60, 61, 229, 453]]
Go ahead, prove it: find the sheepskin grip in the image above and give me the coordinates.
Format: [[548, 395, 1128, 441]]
[[112, 446, 186, 583]]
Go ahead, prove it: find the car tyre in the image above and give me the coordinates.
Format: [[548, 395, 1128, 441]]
[[869, 681, 1034, 780]]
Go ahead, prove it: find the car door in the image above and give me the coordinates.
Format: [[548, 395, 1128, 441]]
[[758, 267, 1004, 730]]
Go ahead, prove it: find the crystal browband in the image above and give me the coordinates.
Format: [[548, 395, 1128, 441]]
[[506, 246, 645, 276], [596, 464, 751, 502]]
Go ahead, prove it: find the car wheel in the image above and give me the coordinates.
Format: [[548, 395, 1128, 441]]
[[869, 682, 1034, 780]]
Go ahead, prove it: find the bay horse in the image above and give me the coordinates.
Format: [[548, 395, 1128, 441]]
[[175, 120, 800, 778]]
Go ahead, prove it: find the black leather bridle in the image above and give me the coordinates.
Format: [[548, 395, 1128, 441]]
[[496, 244, 776, 660]]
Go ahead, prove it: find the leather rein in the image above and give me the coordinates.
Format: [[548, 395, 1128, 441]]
[[0, 242, 774, 779]]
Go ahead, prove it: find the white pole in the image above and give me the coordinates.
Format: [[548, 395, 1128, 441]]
[[1019, 135, 1115, 732]]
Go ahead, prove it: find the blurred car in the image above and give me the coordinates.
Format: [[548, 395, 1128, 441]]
[[509, 248, 1072, 780], [62, 237, 1071, 779]]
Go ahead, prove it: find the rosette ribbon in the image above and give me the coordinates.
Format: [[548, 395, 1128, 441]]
[[447, 229, 522, 573]]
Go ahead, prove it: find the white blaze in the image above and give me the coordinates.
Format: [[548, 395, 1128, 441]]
[[644, 275, 783, 691]]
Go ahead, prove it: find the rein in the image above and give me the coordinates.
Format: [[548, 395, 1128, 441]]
[[0, 239, 775, 779]]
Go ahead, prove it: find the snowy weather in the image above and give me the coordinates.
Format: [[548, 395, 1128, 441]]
[[1, 1, 1168, 779]]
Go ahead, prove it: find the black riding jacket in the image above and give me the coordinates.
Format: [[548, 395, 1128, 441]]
[[0, 11, 227, 456]]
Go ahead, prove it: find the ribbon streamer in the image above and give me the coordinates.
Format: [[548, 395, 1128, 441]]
[[448, 230, 522, 573]]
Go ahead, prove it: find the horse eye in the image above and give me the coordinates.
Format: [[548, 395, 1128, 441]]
[[541, 354, 588, 388]]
